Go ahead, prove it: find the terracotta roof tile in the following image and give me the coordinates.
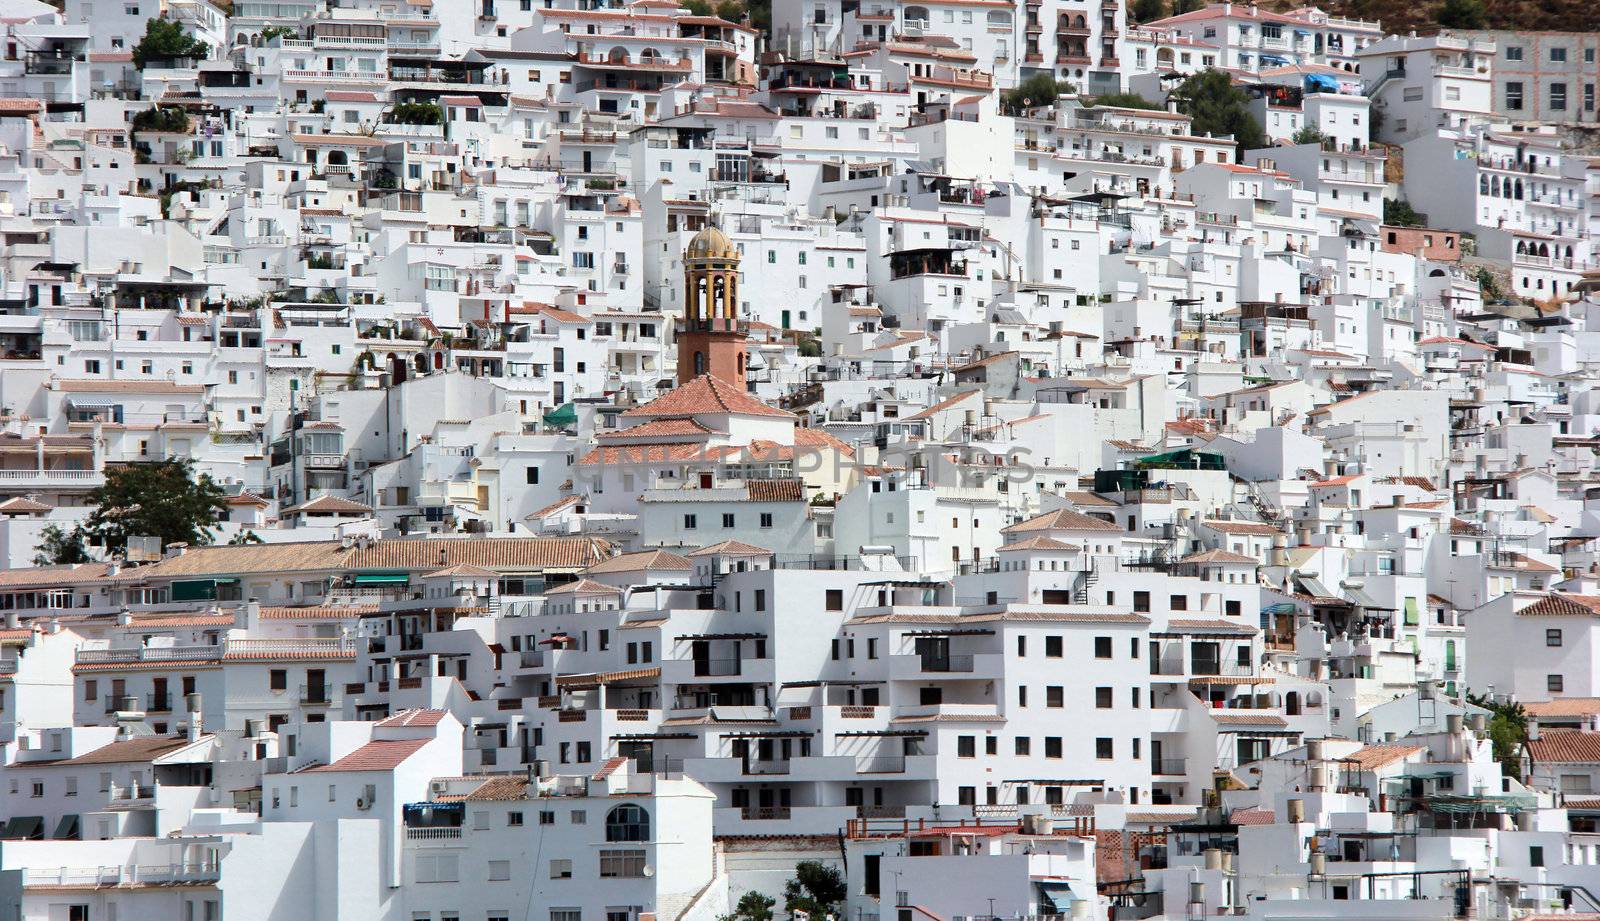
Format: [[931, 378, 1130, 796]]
[[622, 375, 793, 420], [306, 738, 431, 772], [1527, 732, 1600, 764]]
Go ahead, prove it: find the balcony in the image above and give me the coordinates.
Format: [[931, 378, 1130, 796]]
[[741, 806, 792, 821], [745, 759, 792, 776], [692, 657, 742, 677], [917, 654, 974, 673], [1152, 759, 1187, 776], [147, 694, 172, 713], [856, 755, 907, 774], [300, 683, 333, 706], [24, 863, 220, 888]]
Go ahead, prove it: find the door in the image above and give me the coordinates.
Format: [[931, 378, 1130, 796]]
[[307, 668, 325, 703], [781, 309, 791, 329]]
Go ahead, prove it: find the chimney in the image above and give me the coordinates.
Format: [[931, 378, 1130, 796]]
[[4, 613, 17, 629], [185, 693, 203, 740]]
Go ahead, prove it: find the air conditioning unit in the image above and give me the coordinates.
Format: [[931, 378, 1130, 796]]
[[355, 797, 370, 811], [430, 780, 449, 797]]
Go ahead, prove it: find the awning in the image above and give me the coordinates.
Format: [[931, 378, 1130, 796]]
[[52, 814, 80, 840], [1345, 587, 1394, 610], [543, 402, 577, 427], [2, 816, 43, 840], [674, 633, 767, 642], [354, 572, 409, 586], [901, 628, 995, 637], [1038, 882, 1078, 912], [171, 579, 218, 602], [65, 396, 123, 408]]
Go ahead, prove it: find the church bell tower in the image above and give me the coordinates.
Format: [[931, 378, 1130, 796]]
[[677, 225, 746, 386]]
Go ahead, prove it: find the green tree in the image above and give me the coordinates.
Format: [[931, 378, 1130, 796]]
[[1467, 693, 1527, 777], [1292, 125, 1328, 145], [84, 459, 227, 555], [1003, 72, 1073, 112], [1169, 68, 1266, 154], [390, 101, 444, 125], [1093, 92, 1161, 110], [131, 106, 191, 134], [131, 18, 209, 68], [33, 524, 90, 566], [257, 25, 298, 42], [1170, 0, 1202, 14], [228, 530, 265, 546], [1437, 0, 1486, 29], [720, 892, 776, 921], [1131, 0, 1165, 21], [1383, 198, 1424, 226], [784, 862, 846, 918]]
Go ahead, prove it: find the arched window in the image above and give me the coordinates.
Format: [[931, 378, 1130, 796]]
[[694, 351, 706, 375], [903, 5, 929, 23], [1479, 175, 1489, 195], [606, 804, 650, 842]]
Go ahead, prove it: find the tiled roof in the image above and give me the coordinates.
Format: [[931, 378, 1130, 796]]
[[1165, 618, 1257, 634], [305, 738, 431, 772], [1178, 549, 1260, 565], [59, 735, 206, 765], [1346, 743, 1424, 770], [1516, 594, 1600, 618], [1229, 808, 1276, 826], [464, 775, 530, 801], [596, 418, 718, 440], [1527, 732, 1600, 764], [1210, 712, 1289, 727], [281, 495, 373, 515], [0, 496, 52, 513], [1524, 698, 1600, 718], [746, 479, 805, 502], [345, 538, 611, 571], [688, 540, 772, 557], [1200, 519, 1280, 536], [1002, 508, 1121, 534], [997, 536, 1082, 552], [585, 549, 692, 573], [545, 578, 623, 596], [622, 374, 795, 419], [375, 708, 446, 728]]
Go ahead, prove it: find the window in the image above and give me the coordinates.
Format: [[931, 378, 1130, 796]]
[[1505, 46, 1523, 61], [527, 467, 539, 485], [269, 669, 287, 691], [414, 854, 460, 883], [1044, 737, 1062, 758], [1549, 674, 1565, 693], [1547, 629, 1563, 647], [957, 735, 976, 757], [551, 910, 583, 921], [1550, 47, 1567, 63], [605, 804, 650, 842], [488, 860, 511, 881], [1044, 636, 1063, 657], [550, 859, 573, 879], [1530, 846, 1545, 867], [1506, 82, 1524, 110], [1132, 591, 1150, 613], [1551, 83, 1568, 110], [1095, 687, 1113, 709], [599, 850, 647, 878], [1046, 686, 1064, 708], [1015, 737, 1031, 756], [683, 514, 697, 530], [1094, 637, 1112, 659], [759, 513, 773, 528], [825, 590, 843, 611], [721, 513, 734, 528], [1096, 738, 1114, 759]]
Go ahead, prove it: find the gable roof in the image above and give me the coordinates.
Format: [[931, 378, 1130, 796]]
[[622, 374, 794, 420], [1002, 508, 1121, 534], [1527, 732, 1600, 764], [59, 735, 206, 766], [305, 738, 431, 772], [1516, 594, 1600, 618]]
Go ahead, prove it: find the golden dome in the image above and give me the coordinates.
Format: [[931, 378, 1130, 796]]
[[685, 225, 737, 261]]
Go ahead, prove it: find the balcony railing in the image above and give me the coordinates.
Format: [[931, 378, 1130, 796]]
[[1152, 759, 1187, 776], [741, 806, 791, 821], [918, 655, 974, 673], [857, 755, 907, 774], [745, 759, 791, 775], [692, 657, 742, 677]]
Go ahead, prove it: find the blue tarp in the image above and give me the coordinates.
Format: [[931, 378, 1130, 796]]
[[1304, 73, 1340, 93]]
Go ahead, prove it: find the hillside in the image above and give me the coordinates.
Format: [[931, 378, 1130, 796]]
[[1261, 0, 1600, 38]]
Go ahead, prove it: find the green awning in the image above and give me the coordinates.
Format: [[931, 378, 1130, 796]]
[[171, 579, 217, 602], [52, 814, 79, 840], [354, 573, 409, 586], [543, 402, 577, 427], [3, 816, 43, 840]]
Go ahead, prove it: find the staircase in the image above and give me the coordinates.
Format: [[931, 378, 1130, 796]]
[[1074, 561, 1099, 604]]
